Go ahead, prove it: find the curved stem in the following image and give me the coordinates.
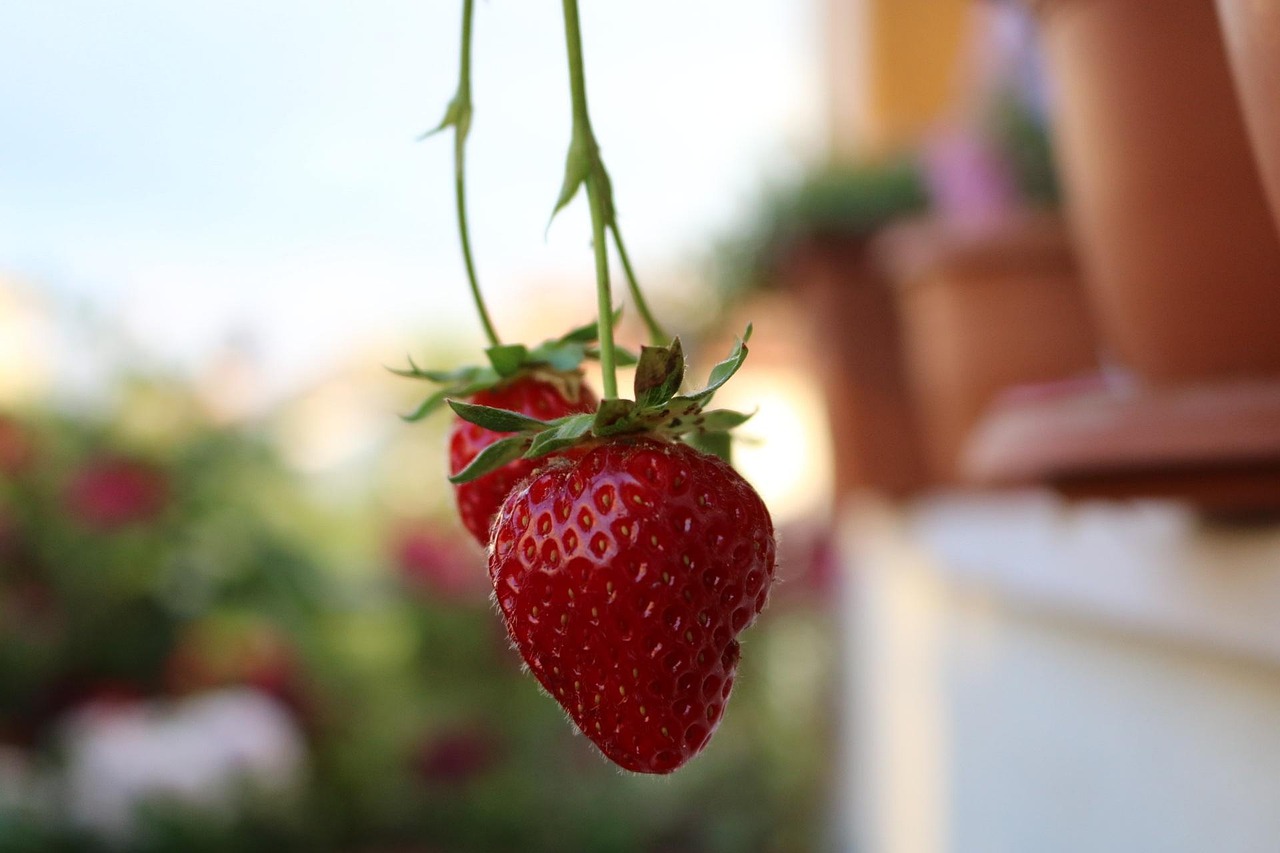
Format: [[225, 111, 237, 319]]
[[454, 0, 501, 347], [561, 0, 618, 398], [610, 226, 667, 345]]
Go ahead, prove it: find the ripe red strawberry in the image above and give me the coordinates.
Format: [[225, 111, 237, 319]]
[[449, 374, 596, 545], [488, 436, 776, 774]]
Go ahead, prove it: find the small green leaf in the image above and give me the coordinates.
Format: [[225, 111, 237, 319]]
[[660, 396, 705, 419], [447, 400, 550, 433], [685, 328, 751, 405], [400, 379, 496, 422], [687, 431, 732, 464], [634, 338, 685, 408], [486, 344, 529, 377], [530, 341, 587, 372], [549, 135, 592, 225], [584, 344, 638, 366], [420, 93, 467, 141], [696, 408, 755, 432], [400, 388, 453, 423], [388, 360, 490, 384], [526, 414, 594, 459], [557, 313, 610, 345], [448, 436, 530, 484], [593, 399, 638, 435]]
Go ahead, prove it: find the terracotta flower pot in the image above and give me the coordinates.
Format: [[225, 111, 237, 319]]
[[1216, 0, 1280, 236], [1030, 0, 1280, 382], [878, 213, 1101, 482], [781, 233, 930, 500]]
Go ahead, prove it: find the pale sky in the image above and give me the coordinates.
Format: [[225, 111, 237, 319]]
[[0, 1, 821, 391]]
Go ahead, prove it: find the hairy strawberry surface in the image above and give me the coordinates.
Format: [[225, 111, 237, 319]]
[[489, 437, 775, 774], [449, 375, 596, 545]]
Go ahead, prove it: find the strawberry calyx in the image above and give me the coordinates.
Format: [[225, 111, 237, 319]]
[[447, 326, 754, 483], [394, 315, 635, 422]]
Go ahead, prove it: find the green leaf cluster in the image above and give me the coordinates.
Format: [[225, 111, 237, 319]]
[[393, 316, 635, 422], [447, 327, 755, 483]]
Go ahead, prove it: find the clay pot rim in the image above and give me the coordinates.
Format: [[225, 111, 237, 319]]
[[871, 210, 1078, 289], [1017, 0, 1079, 22]]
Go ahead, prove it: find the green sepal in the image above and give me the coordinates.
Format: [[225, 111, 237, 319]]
[[527, 341, 586, 373], [448, 435, 530, 484], [388, 358, 491, 384], [526, 413, 595, 459], [394, 316, 623, 423], [636, 405, 753, 438], [446, 399, 551, 433], [401, 380, 492, 423], [395, 315, 615, 398], [486, 344, 530, 378], [684, 325, 752, 405], [412, 320, 759, 476], [613, 346, 639, 367], [587, 345, 638, 366], [557, 311, 619, 345], [401, 388, 453, 423], [634, 338, 685, 409], [593, 399, 638, 436], [694, 408, 755, 432]]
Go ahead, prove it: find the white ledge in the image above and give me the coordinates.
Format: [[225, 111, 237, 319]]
[[858, 491, 1280, 666]]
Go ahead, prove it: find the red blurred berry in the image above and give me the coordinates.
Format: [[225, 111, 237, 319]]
[[769, 522, 842, 609], [414, 725, 503, 786], [488, 437, 776, 774], [65, 456, 169, 530], [449, 374, 596, 546], [394, 526, 486, 601]]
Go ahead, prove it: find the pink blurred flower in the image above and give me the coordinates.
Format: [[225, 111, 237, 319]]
[[64, 455, 169, 530], [922, 125, 1019, 230], [769, 521, 843, 609]]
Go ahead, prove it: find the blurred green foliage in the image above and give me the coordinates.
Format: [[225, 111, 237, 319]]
[[987, 90, 1059, 209], [711, 159, 930, 305], [0, 373, 836, 852]]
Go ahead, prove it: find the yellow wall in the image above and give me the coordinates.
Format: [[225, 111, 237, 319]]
[[826, 0, 973, 160]]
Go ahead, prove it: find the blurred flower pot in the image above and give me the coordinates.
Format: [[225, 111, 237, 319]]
[[1029, 0, 1280, 382], [780, 233, 930, 501], [878, 213, 1101, 481], [1216, 0, 1280, 235]]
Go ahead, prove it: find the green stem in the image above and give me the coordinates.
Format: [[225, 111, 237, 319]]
[[610, 226, 667, 345], [587, 179, 617, 399], [454, 0, 501, 347], [561, 0, 618, 398]]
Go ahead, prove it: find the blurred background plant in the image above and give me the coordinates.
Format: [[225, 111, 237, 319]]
[[0, 1, 1070, 849], [709, 158, 930, 309], [0, 355, 838, 852]]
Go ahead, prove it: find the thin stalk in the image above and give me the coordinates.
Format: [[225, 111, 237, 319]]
[[454, 0, 500, 346], [588, 180, 617, 398], [561, 0, 618, 398], [610, 226, 667, 345]]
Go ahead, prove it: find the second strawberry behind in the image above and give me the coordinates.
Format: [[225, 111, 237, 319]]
[[450, 373, 597, 545]]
